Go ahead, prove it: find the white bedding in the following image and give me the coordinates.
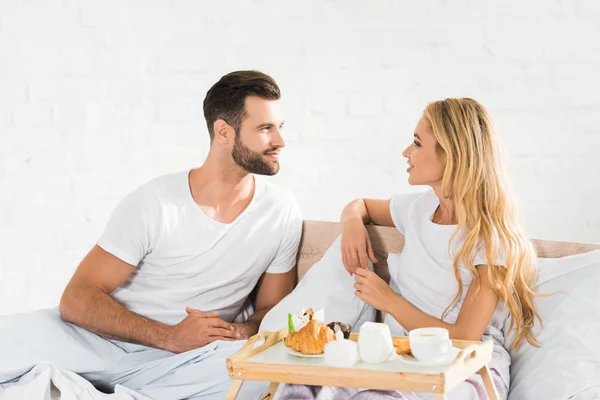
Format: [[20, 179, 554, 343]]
[[4, 247, 599, 400], [508, 249, 600, 400], [0, 363, 145, 400], [0, 308, 267, 400], [259, 236, 376, 333]]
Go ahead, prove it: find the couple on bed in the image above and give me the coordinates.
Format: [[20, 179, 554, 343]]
[[0, 70, 540, 400]]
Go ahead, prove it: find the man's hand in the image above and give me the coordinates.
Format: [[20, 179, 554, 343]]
[[167, 307, 240, 353]]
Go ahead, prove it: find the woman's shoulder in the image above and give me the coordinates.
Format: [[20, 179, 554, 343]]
[[391, 189, 437, 214], [390, 189, 434, 206], [389, 190, 437, 233]]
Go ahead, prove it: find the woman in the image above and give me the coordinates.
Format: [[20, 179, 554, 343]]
[[279, 98, 541, 399]]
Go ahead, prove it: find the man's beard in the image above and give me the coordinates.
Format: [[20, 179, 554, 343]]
[[231, 135, 280, 176]]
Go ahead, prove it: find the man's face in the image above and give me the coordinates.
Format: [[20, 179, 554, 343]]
[[232, 96, 285, 176]]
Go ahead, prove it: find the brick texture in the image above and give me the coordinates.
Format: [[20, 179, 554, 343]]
[[1, 0, 599, 314]]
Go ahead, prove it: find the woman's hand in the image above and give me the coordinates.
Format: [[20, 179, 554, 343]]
[[354, 268, 398, 313], [341, 216, 377, 275]]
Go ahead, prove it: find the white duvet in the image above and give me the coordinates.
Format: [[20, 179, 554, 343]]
[[0, 363, 148, 400]]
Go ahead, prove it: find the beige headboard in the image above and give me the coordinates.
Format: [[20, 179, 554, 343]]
[[296, 220, 600, 282]]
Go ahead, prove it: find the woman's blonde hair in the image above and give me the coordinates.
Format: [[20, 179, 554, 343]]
[[424, 98, 541, 351]]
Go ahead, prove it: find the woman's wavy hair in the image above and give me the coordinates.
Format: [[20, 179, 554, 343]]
[[424, 98, 541, 351]]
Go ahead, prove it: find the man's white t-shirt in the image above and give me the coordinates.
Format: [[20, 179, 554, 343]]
[[384, 190, 511, 389], [97, 170, 302, 326]]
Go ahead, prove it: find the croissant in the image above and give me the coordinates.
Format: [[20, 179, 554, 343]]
[[393, 337, 412, 356], [285, 319, 334, 355]]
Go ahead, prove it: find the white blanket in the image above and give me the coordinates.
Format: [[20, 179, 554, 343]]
[[0, 363, 146, 400], [0, 308, 267, 400], [260, 236, 376, 333]]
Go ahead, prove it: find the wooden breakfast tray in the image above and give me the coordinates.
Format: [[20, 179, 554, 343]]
[[226, 329, 499, 400]]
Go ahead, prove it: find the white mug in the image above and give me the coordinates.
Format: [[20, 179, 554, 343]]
[[358, 322, 394, 364], [409, 327, 453, 363]]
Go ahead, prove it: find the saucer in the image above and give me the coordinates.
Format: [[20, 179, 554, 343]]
[[398, 346, 460, 367], [286, 347, 324, 358]]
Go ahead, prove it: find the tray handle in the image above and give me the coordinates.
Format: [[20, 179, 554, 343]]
[[229, 328, 288, 362], [452, 344, 479, 367]]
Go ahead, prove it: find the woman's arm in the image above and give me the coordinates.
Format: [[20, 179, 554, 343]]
[[354, 265, 499, 341], [340, 198, 395, 274], [341, 198, 394, 227]]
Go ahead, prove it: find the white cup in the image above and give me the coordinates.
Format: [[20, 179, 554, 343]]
[[409, 327, 453, 363], [358, 322, 394, 364]]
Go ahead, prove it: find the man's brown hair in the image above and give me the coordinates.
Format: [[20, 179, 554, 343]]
[[203, 70, 281, 141]]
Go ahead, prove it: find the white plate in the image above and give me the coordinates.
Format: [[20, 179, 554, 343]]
[[397, 346, 460, 367], [286, 346, 324, 358]]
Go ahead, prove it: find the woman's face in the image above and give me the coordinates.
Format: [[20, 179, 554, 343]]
[[402, 115, 445, 187]]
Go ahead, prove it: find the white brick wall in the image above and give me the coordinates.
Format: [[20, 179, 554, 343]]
[[1, 0, 599, 315]]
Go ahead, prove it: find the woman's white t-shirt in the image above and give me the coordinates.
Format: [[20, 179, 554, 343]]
[[383, 190, 511, 388]]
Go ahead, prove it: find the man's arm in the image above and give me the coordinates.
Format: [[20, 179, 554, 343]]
[[59, 245, 174, 348], [60, 245, 238, 353], [231, 196, 302, 338], [232, 268, 297, 339]]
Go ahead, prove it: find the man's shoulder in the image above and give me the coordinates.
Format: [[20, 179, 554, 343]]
[[122, 170, 187, 208], [256, 177, 298, 208], [143, 170, 188, 192]]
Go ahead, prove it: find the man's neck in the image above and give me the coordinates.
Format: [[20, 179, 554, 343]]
[[188, 155, 256, 223], [190, 166, 253, 203]]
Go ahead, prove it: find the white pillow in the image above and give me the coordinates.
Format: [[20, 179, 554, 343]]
[[508, 250, 600, 400], [259, 236, 376, 333]]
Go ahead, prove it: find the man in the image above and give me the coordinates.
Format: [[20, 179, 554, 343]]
[[0, 71, 302, 399]]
